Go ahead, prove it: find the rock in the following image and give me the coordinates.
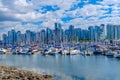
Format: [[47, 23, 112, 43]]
[[0, 65, 52, 80]]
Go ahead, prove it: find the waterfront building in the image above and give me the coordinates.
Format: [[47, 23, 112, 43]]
[[64, 29, 69, 43], [94, 24, 105, 41], [31, 32, 36, 44], [88, 24, 105, 41], [99, 24, 105, 40], [40, 29, 46, 44], [54, 22, 62, 44], [36, 32, 41, 43], [16, 31, 22, 45], [2, 34, 8, 46], [88, 26, 95, 41], [25, 30, 32, 45], [107, 24, 120, 40], [116, 25, 120, 39], [3, 23, 120, 46], [0, 40, 2, 47], [68, 25, 75, 43], [81, 29, 89, 41], [46, 28, 53, 44], [21, 34, 26, 45], [8, 29, 17, 45], [74, 28, 80, 42]]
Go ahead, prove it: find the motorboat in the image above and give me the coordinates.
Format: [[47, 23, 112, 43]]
[[114, 50, 120, 58], [62, 49, 70, 55], [70, 50, 80, 55], [44, 47, 59, 56], [19, 47, 32, 55], [0, 48, 5, 54], [86, 50, 93, 56], [105, 50, 114, 56]]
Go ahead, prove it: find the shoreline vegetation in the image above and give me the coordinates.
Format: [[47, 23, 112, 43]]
[[0, 65, 52, 80]]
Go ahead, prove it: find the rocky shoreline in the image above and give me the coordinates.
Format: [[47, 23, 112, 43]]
[[0, 65, 52, 80]]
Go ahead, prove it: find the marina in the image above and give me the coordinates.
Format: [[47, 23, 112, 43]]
[[1, 40, 120, 59], [1, 0, 120, 80]]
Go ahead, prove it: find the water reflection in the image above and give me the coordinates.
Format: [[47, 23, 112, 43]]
[[0, 54, 120, 80]]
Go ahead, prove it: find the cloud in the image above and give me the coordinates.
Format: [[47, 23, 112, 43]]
[[0, 0, 120, 35]]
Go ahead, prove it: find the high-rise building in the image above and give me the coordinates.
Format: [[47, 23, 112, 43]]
[[81, 29, 89, 41], [107, 24, 120, 40], [99, 24, 105, 40], [25, 30, 32, 45], [74, 28, 82, 42], [46, 28, 53, 44], [16, 31, 21, 45], [36, 32, 40, 43], [88, 24, 105, 41], [117, 25, 120, 39], [54, 22, 62, 44], [88, 26, 95, 41], [21, 34, 26, 45], [40, 29, 46, 44], [2, 34, 8, 46], [8, 29, 17, 45], [68, 25, 75, 42]]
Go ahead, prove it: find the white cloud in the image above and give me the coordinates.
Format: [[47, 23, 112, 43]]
[[0, 0, 120, 35], [101, 0, 120, 4]]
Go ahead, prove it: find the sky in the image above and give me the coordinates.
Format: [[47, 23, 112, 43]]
[[0, 0, 120, 34]]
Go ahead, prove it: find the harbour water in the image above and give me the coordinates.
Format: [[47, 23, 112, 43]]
[[0, 54, 120, 80]]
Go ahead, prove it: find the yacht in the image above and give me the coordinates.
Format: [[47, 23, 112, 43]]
[[0, 48, 5, 54], [105, 50, 114, 56], [62, 49, 70, 55], [44, 47, 59, 56], [70, 50, 80, 55], [19, 47, 32, 55], [114, 50, 120, 58]]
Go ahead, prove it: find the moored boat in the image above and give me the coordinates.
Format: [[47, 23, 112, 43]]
[[70, 50, 80, 55], [0, 48, 5, 54], [114, 50, 120, 58], [105, 50, 114, 56]]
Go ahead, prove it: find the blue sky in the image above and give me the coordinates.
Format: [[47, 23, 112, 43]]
[[0, 0, 120, 33]]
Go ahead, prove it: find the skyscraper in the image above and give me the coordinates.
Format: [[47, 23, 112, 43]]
[[88, 26, 95, 41], [99, 24, 105, 40], [16, 31, 21, 45], [68, 25, 75, 42], [8, 29, 17, 45], [2, 34, 8, 46], [74, 28, 82, 42], [25, 30, 32, 45], [40, 29, 46, 44], [54, 22, 62, 44], [107, 24, 120, 40]]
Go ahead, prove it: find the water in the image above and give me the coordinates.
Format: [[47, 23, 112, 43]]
[[0, 54, 120, 80]]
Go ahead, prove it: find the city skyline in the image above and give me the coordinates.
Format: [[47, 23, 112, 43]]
[[1, 1, 120, 80], [1, 0, 120, 34], [1, 22, 118, 47]]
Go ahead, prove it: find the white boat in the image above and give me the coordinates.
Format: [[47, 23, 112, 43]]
[[32, 49, 39, 54], [62, 50, 70, 55], [86, 50, 93, 56], [0, 48, 5, 54], [105, 50, 114, 56], [19, 47, 32, 55], [44, 47, 59, 56], [70, 50, 80, 55], [80, 50, 93, 56], [114, 51, 120, 58], [80, 51, 85, 56]]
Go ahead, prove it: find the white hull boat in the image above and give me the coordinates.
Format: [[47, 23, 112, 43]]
[[114, 51, 120, 58], [70, 50, 80, 55], [105, 51, 114, 56]]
